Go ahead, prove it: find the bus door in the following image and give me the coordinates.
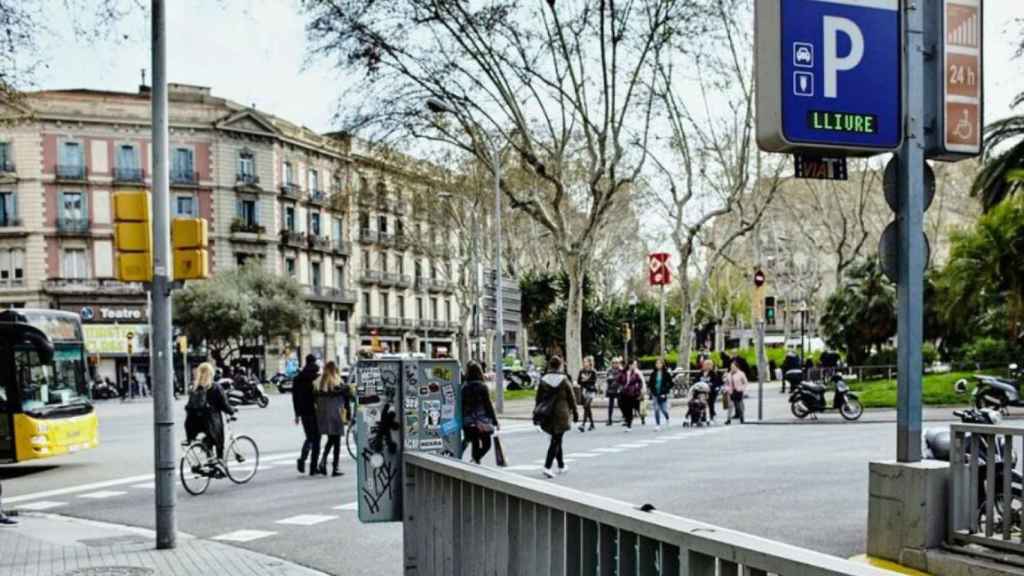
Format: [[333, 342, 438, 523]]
[[0, 322, 54, 463]]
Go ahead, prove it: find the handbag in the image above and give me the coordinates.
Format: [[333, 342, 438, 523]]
[[493, 435, 508, 467]]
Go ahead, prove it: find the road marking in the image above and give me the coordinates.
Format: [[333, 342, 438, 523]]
[[130, 483, 155, 490], [592, 448, 624, 453], [616, 443, 648, 449], [213, 529, 277, 543], [333, 502, 358, 511], [638, 439, 669, 445], [276, 514, 338, 526], [15, 501, 67, 511], [78, 490, 128, 499], [567, 452, 600, 458], [504, 465, 541, 472]]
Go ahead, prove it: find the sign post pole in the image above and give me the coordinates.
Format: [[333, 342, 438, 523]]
[[659, 284, 665, 358], [896, 0, 926, 463]]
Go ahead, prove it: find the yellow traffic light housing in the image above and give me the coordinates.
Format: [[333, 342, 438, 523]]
[[113, 191, 152, 282], [172, 218, 210, 280]]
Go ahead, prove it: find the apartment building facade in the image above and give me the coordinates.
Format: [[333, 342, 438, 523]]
[[0, 84, 463, 380]]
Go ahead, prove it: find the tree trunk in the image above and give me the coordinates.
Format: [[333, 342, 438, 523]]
[[564, 254, 585, 378]]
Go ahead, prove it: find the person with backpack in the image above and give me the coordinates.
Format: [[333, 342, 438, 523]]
[[315, 361, 350, 477], [605, 357, 624, 426], [293, 354, 321, 476], [461, 361, 499, 464], [533, 356, 578, 478], [576, 356, 597, 432], [184, 362, 235, 461], [618, 359, 644, 430]]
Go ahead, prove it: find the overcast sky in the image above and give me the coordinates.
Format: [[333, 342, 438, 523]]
[[32, 0, 1024, 135]]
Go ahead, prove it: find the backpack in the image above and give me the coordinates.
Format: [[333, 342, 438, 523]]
[[185, 387, 210, 415]]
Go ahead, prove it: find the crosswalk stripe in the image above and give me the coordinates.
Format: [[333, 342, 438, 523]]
[[616, 443, 648, 449], [592, 448, 623, 453], [566, 453, 600, 458], [15, 501, 67, 511], [276, 514, 338, 526], [78, 491, 127, 499], [213, 529, 277, 543], [333, 502, 358, 511]]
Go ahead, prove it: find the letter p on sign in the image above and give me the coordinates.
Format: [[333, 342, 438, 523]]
[[823, 16, 864, 98]]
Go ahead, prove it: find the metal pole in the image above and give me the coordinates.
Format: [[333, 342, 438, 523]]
[[150, 0, 176, 548], [493, 140, 505, 414], [897, 0, 926, 463], [659, 284, 666, 358], [472, 208, 481, 362], [756, 320, 766, 421]]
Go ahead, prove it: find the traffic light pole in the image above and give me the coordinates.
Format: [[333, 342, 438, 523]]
[[896, 0, 926, 463], [150, 0, 177, 548], [492, 140, 504, 415]]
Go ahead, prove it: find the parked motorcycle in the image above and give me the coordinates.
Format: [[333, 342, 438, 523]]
[[788, 370, 863, 421], [90, 379, 120, 400], [504, 367, 538, 391], [964, 363, 1024, 414], [223, 376, 270, 408], [924, 408, 1023, 534]]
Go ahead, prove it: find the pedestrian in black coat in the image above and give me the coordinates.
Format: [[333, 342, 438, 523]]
[[605, 357, 624, 425], [293, 354, 321, 476], [462, 362, 499, 464]]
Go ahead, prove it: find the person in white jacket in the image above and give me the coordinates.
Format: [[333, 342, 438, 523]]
[[725, 360, 749, 424]]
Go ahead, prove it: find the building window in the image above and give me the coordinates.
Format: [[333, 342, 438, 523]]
[[284, 161, 293, 185], [0, 142, 12, 171], [310, 212, 321, 236], [360, 176, 369, 192], [431, 297, 439, 321], [362, 249, 370, 271], [415, 260, 422, 279], [236, 253, 256, 267], [116, 144, 140, 179], [236, 198, 258, 226], [311, 261, 322, 287], [359, 212, 370, 231], [332, 218, 343, 241], [0, 249, 24, 285], [396, 219, 404, 239], [397, 254, 405, 275], [397, 295, 405, 318], [362, 292, 372, 315], [417, 297, 424, 320], [172, 147, 194, 182], [378, 215, 388, 235], [174, 195, 195, 217], [60, 191, 86, 224], [238, 150, 255, 179], [282, 206, 295, 231], [285, 257, 296, 278], [335, 265, 345, 288], [446, 299, 452, 322], [59, 141, 84, 168], [308, 169, 319, 193], [380, 292, 389, 318], [0, 192, 17, 226], [62, 248, 88, 279]]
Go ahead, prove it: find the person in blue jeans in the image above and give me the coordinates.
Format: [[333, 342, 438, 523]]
[[648, 357, 673, 431]]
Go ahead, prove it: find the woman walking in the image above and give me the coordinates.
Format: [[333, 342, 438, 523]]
[[699, 359, 724, 422], [316, 361, 350, 477], [605, 357, 623, 425], [577, 356, 598, 432], [462, 362, 499, 464], [648, 357, 673, 431], [618, 360, 644, 430], [725, 359, 749, 424], [534, 356, 578, 478]]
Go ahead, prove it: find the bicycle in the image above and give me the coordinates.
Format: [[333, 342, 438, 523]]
[[345, 422, 357, 460], [180, 415, 260, 496]]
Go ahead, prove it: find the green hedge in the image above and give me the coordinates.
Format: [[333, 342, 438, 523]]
[[637, 347, 818, 372]]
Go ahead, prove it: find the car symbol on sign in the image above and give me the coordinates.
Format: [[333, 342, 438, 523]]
[[793, 43, 813, 68]]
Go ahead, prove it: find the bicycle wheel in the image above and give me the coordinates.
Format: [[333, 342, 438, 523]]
[[346, 425, 357, 460], [224, 434, 260, 484], [180, 443, 212, 496]]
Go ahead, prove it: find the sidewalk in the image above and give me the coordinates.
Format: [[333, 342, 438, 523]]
[[0, 512, 330, 576]]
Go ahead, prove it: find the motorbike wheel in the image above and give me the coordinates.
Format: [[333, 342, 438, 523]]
[[791, 400, 810, 419], [840, 398, 864, 421], [257, 395, 270, 408]]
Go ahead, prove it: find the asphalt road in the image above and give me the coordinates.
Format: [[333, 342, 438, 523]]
[[2, 391, 956, 575]]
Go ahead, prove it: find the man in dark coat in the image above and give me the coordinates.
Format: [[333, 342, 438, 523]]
[[292, 354, 321, 476], [605, 357, 623, 426]]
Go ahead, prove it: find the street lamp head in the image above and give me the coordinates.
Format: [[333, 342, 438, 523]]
[[629, 294, 638, 306], [425, 99, 453, 115]]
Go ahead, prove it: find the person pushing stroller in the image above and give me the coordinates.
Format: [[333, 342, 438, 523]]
[[685, 379, 710, 427]]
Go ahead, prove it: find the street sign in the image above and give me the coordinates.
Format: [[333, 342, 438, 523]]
[[879, 222, 931, 283], [756, 0, 903, 154], [925, 0, 983, 160], [753, 269, 766, 288], [648, 253, 671, 286], [794, 154, 848, 180], [883, 157, 936, 212]]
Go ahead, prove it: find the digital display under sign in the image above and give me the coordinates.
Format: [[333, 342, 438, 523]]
[[807, 111, 879, 135]]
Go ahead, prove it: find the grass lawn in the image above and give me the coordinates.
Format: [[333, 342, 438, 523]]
[[849, 371, 980, 408], [501, 388, 537, 402]]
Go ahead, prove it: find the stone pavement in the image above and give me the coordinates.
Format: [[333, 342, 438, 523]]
[[0, 512, 330, 576]]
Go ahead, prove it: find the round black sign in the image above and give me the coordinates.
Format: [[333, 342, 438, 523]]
[[753, 270, 766, 287]]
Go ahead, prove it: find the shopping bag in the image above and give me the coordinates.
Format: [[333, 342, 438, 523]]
[[493, 435, 508, 467]]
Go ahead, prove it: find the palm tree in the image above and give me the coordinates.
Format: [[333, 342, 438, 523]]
[[972, 93, 1024, 211]]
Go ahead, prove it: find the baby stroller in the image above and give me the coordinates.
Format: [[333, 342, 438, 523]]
[[684, 381, 711, 427]]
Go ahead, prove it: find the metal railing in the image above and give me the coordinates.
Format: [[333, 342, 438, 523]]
[[360, 269, 382, 284], [333, 239, 352, 256], [309, 189, 327, 204], [113, 166, 145, 183], [948, 422, 1024, 555], [307, 234, 331, 251], [236, 172, 260, 186], [56, 217, 90, 234], [359, 228, 378, 244], [404, 452, 887, 576], [171, 170, 198, 186], [280, 182, 302, 199], [280, 229, 306, 246], [0, 161, 14, 173], [0, 217, 22, 228], [56, 164, 87, 181]]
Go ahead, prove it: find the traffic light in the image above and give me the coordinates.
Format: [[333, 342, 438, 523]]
[[765, 297, 776, 323], [177, 335, 188, 354], [114, 191, 152, 282], [172, 218, 209, 280]]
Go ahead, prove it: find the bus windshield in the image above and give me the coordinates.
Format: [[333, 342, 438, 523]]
[[16, 343, 88, 414]]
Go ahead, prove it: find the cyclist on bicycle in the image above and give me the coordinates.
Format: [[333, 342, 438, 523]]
[[185, 362, 236, 463]]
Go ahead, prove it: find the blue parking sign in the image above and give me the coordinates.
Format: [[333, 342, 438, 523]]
[[757, 0, 903, 154]]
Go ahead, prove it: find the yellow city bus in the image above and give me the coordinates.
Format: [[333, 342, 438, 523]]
[[0, 309, 98, 463]]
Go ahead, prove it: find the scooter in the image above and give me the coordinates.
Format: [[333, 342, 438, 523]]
[[223, 376, 270, 408], [924, 408, 1024, 534], [788, 369, 863, 421], [964, 363, 1024, 414], [90, 379, 119, 400]]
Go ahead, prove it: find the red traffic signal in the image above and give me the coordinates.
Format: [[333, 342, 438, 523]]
[[754, 269, 766, 287]]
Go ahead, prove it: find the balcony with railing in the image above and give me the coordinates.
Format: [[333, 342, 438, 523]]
[[113, 166, 145, 184], [236, 172, 260, 187], [55, 164, 87, 182], [0, 217, 23, 230], [171, 170, 199, 187], [56, 217, 90, 236], [359, 268, 381, 284], [230, 219, 266, 235], [44, 278, 145, 295], [428, 278, 448, 293], [360, 315, 383, 329], [332, 239, 351, 257], [308, 189, 328, 206], [378, 232, 396, 247], [415, 276, 430, 292], [304, 285, 357, 305], [307, 234, 331, 252], [379, 272, 398, 287], [401, 318, 416, 329], [357, 228, 378, 244], [384, 316, 401, 328], [279, 228, 306, 248], [279, 182, 302, 200], [0, 160, 15, 174], [396, 274, 412, 289]]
